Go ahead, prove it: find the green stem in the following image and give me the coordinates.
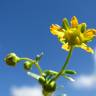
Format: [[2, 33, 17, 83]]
[[50, 46, 73, 81], [20, 58, 42, 75], [35, 62, 43, 75], [20, 58, 34, 62]]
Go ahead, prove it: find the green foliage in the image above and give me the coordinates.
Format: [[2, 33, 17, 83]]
[[64, 70, 77, 75]]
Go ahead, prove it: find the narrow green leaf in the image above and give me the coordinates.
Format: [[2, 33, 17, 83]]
[[27, 72, 40, 80], [64, 70, 77, 75], [44, 70, 58, 76], [63, 75, 75, 82]]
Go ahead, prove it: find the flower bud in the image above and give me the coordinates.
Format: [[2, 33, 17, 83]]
[[4, 53, 20, 66], [24, 61, 32, 70], [49, 81, 56, 91], [39, 76, 46, 85], [43, 80, 56, 92]]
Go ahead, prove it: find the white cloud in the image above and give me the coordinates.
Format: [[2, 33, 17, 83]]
[[73, 75, 96, 89], [94, 48, 96, 73], [11, 86, 43, 96], [72, 48, 96, 89], [94, 49, 96, 60], [61, 93, 67, 96]]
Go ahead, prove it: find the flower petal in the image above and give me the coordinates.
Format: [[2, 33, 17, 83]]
[[78, 43, 94, 54], [62, 18, 70, 30], [62, 43, 71, 51], [50, 24, 65, 38], [71, 16, 78, 28], [83, 29, 96, 42]]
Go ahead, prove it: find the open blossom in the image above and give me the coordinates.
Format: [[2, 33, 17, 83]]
[[50, 16, 96, 53]]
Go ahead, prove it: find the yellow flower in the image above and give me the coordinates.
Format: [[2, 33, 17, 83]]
[[50, 16, 96, 53]]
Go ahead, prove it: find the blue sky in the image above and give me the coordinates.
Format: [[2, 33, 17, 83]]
[[0, 0, 96, 96]]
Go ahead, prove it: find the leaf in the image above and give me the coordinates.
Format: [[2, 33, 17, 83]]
[[63, 75, 75, 82], [44, 70, 58, 76], [27, 72, 40, 80], [64, 70, 77, 75]]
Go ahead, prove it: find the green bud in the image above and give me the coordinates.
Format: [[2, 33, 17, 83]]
[[62, 18, 70, 30], [41, 73, 46, 78], [49, 81, 56, 91], [43, 80, 56, 92], [64, 70, 77, 75], [4, 53, 20, 66], [81, 23, 86, 33], [39, 76, 46, 85], [24, 61, 32, 70]]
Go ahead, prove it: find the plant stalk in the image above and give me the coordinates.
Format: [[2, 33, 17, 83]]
[[50, 46, 73, 82]]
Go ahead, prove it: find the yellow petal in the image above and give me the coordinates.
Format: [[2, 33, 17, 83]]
[[50, 24, 65, 38], [84, 29, 96, 38], [50, 24, 60, 35], [83, 29, 96, 42], [62, 43, 71, 51], [71, 16, 78, 28], [79, 43, 94, 54]]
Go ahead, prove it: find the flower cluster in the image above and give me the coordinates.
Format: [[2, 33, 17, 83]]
[[4, 16, 96, 96], [4, 53, 35, 70], [50, 16, 96, 53]]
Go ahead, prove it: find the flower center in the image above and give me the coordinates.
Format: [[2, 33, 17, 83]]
[[65, 28, 82, 45]]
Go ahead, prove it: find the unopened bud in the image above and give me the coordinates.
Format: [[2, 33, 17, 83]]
[[4, 53, 20, 66], [43, 80, 56, 92], [24, 61, 32, 70], [39, 76, 46, 85]]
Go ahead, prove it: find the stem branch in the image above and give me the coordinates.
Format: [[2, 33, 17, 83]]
[[20, 58, 42, 75]]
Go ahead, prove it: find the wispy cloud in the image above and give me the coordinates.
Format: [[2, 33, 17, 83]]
[[94, 48, 96, 72], [11, 85, 43, 96], [73, 75, 96, 89]]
